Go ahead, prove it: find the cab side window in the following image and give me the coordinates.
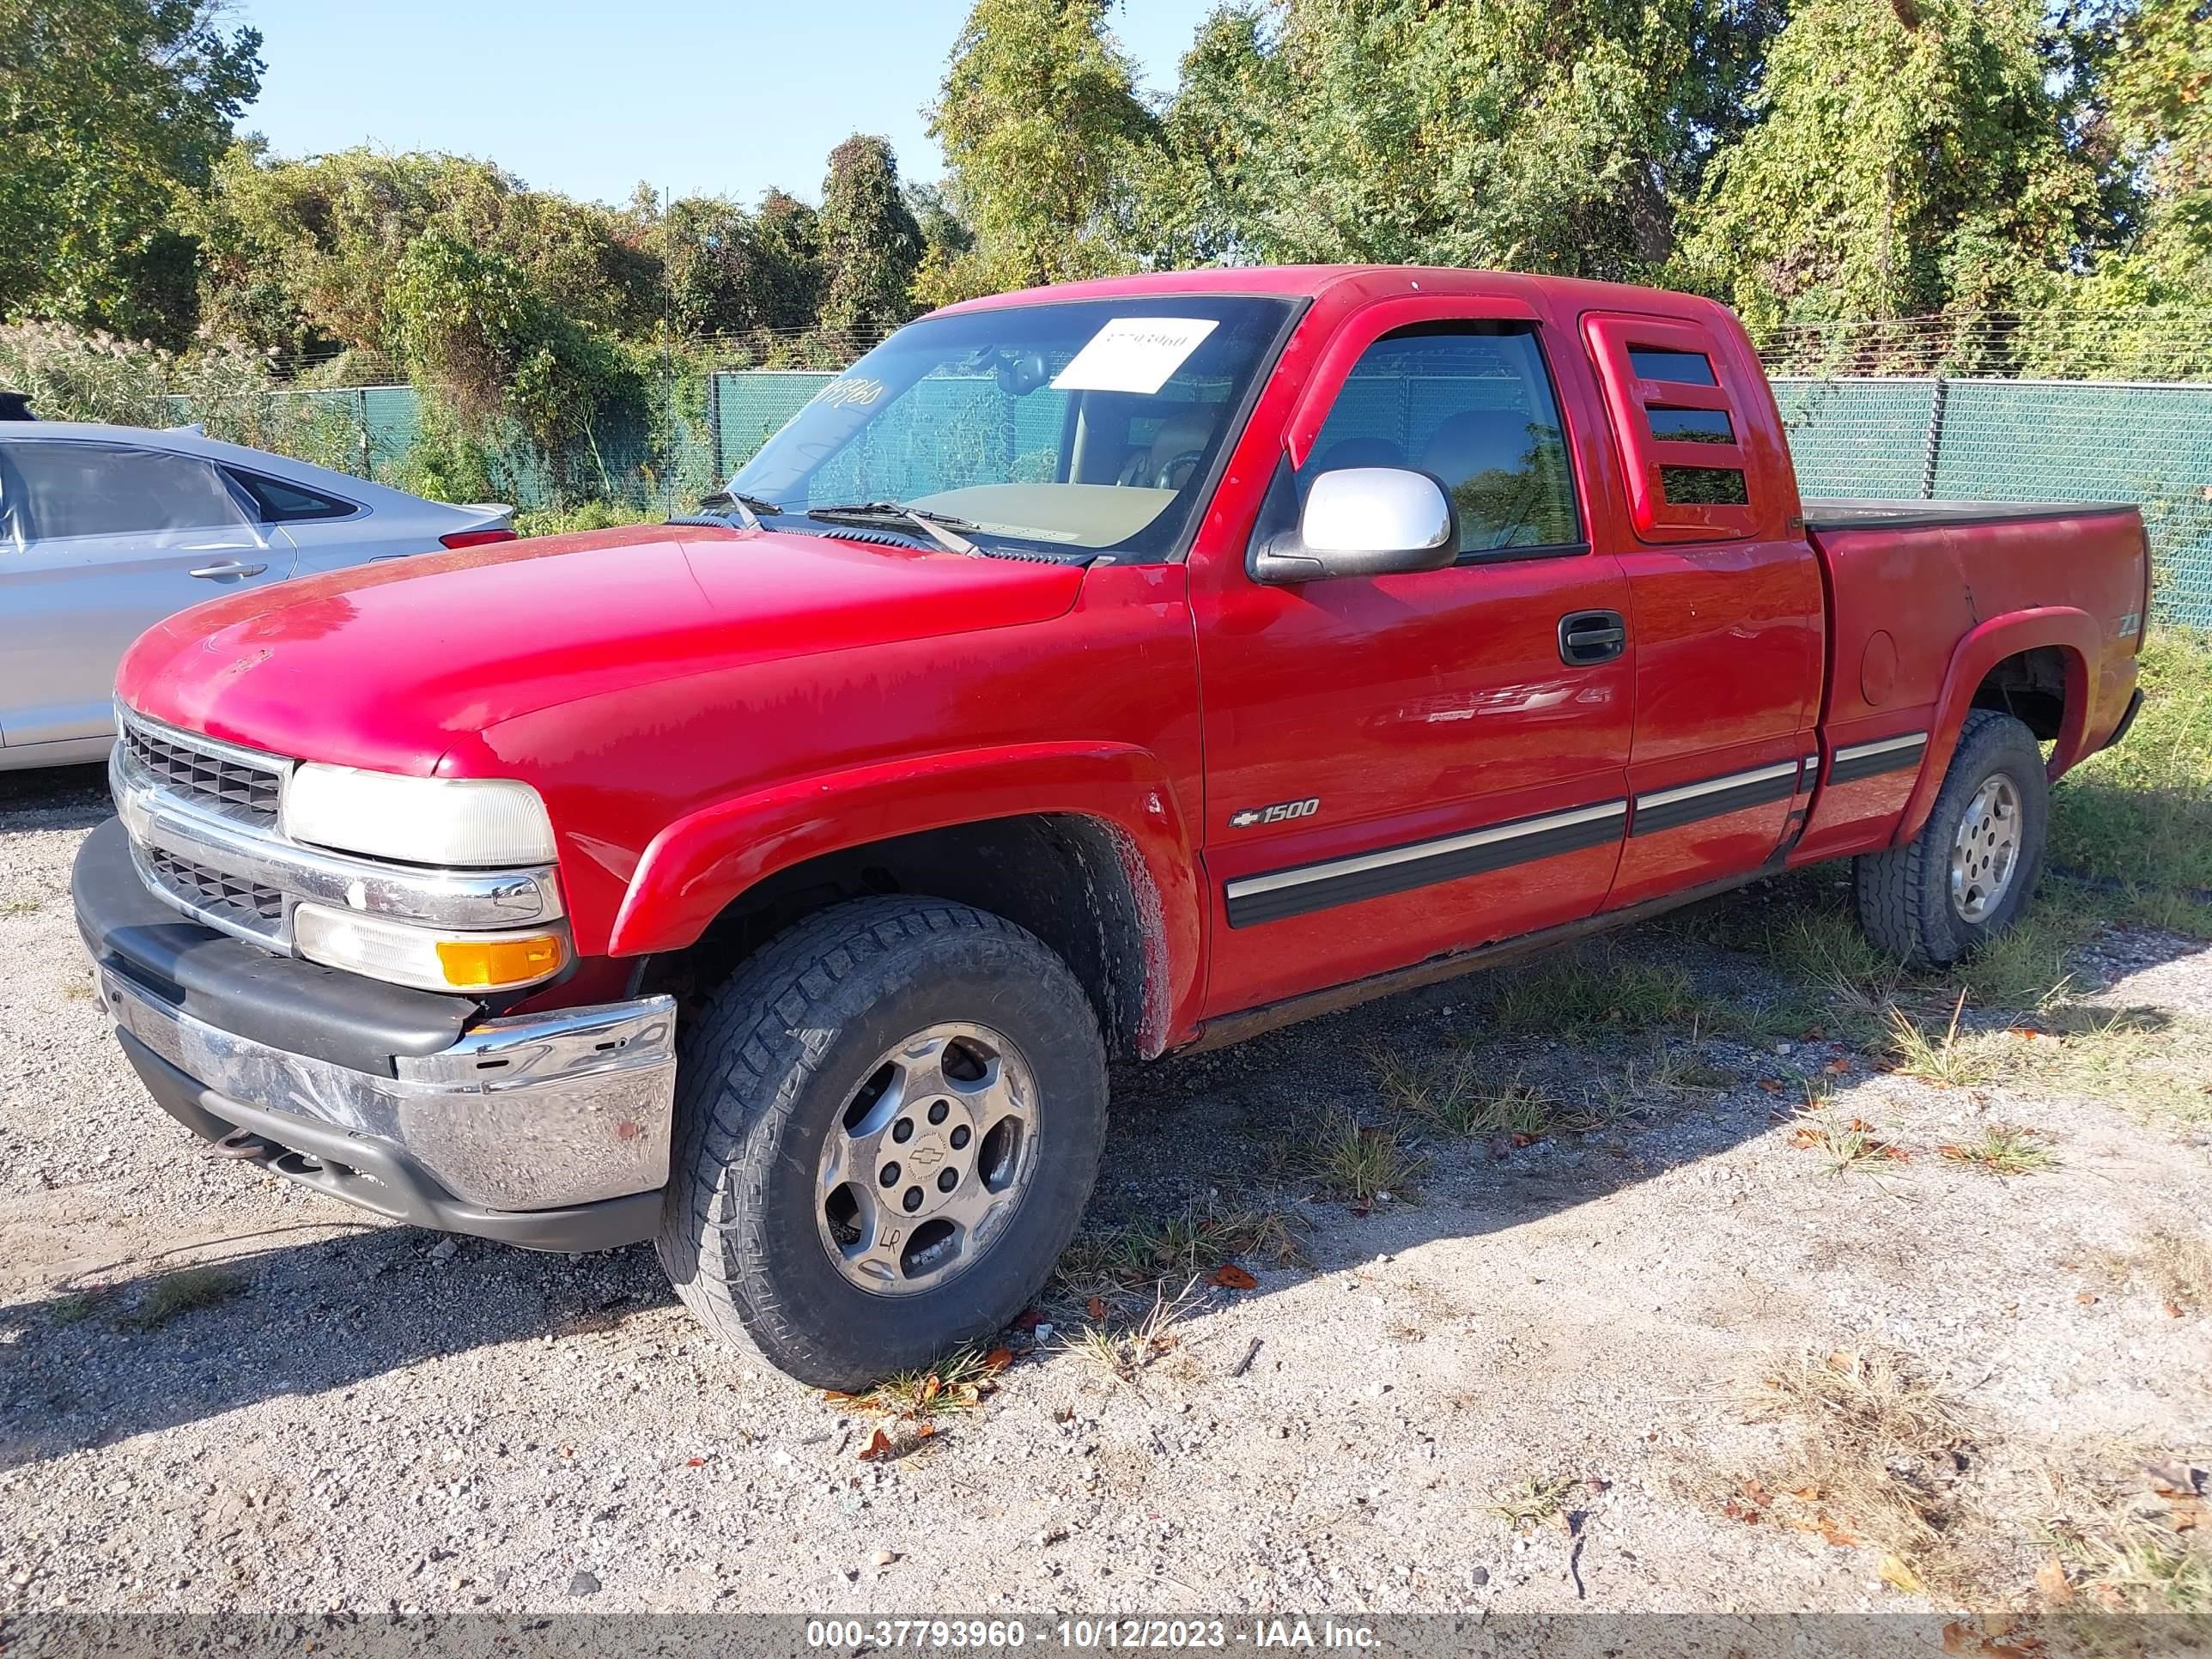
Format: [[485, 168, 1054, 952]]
[[1297, 323, 1580, 556]]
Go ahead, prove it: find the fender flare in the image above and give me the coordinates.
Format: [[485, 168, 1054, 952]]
[[1894, 607, 2100, 845], [605, 741, 1206, 1051]]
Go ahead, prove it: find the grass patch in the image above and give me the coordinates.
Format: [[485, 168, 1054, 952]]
[[1992, 1007, 2212, 1134], [1789, 1089, 1911, 1175], [2067, 877, 2212, 940], [1486, 952, 1705, 1039], [1475, 941, 1856, 1050], [1376, 1042, 1723, 1146], [0, 896, 39, 917], [1755, 1346, 1977, 1595], [1658, 1051, 1739, 1091], [48, 1288, 114, 1326], [1302, 1111, 1430, 1204], [2097, 1230, 2212, 1316], [1055, 1200, 1308, 1294], [1790, 1111, 1911, 1175], [1628, 1045, 1736, 1097], [1765, 911, 1906, 1010], [1488, 1474, 1579, 1532], [834, 1346, 1006, 1420], [123, 1266, 245, 1330], [2043, 1466, 2212, 1613], [1945, 910, 2095, 1011], [1373, 1051, 1565, 1139], [2048, 631, 2212, 916], [1686, 905, 1903, 1048], [1885, 994, 2002, 1089], [1057, 1279, 1200, 1389], [1937, 1123, 2058, 1176]]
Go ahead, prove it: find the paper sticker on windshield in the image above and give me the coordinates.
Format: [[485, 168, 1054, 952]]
[[1052, 318, 1218, 395]]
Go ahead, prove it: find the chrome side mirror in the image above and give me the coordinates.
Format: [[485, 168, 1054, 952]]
[[1250, 466, 1457, 584]]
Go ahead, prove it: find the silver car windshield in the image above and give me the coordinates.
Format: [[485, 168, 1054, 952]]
[[730, 296, 1298, 560]]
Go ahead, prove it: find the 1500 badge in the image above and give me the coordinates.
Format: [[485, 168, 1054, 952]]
[[1228, 797, 1320, 829]]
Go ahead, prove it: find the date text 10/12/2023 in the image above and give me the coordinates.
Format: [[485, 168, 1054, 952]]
[[803, 1619, 1380, 1650]]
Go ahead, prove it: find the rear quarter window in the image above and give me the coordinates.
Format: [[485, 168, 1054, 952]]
[[224, 467, 360, 523], [1583, 312, 1771, 543]]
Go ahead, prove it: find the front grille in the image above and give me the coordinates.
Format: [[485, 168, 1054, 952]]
[[145, 847, 286, 937], [123, 723, 282, 823]]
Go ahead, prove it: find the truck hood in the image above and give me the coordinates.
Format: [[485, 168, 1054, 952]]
[[118, 523, 1088, 774]]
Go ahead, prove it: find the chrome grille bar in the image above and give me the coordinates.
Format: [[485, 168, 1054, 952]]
[[118, 710, 293, 829]]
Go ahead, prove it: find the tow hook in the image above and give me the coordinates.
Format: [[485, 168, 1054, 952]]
[[208, 1126, 282, 1161]]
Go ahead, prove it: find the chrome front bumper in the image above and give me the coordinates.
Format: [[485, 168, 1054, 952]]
[[99, 966, 678, 1214]]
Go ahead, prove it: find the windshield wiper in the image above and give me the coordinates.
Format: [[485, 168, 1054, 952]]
[[806, 501, 982, 556], [696, 489, 784, 531]]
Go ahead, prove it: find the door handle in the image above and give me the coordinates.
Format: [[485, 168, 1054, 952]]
[[1559, 609, 1628, 665], [188, 561, 268, 580]]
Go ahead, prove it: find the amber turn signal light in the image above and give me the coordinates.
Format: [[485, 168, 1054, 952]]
[[433, 933, 567, 991]]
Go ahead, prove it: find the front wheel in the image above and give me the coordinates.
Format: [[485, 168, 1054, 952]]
[[1852, 709, 2049, 968], [657, 896, 1107, 1389]]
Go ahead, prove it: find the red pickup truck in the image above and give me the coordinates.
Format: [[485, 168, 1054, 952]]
[[75, 267, 2148, 1386]]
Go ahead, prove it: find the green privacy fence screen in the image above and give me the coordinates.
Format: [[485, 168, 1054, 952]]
[[179, 369, 2212, 625], [1771, 376, 2212, 625]]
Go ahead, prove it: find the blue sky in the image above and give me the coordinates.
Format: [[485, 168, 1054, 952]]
[[228, 0, 1223, 208]]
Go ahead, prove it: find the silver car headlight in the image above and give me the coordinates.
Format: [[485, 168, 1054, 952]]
[[282, 763, 557, 868]]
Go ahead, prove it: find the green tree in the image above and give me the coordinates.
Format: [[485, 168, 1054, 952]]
[[192, 146, 660, 367], [0, 0, 263, 343], [635, 187, 827, 346], [922, 0, 1155, 304], [1134, 0, 1783, 280], [746, 190, 829, 336], [1682, 0, 2103, 333], [817, 135, 923, 338], [1128, 4, 1283, 268], [387, 229, 649, 503], [2000, 0, 2212, 375], [2075, 0, 2211, 301], [904, 179, 977, 276]]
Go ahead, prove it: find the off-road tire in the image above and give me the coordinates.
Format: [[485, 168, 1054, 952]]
[[1852, 709, 2048, 969], [656, 896, 1107, 1389]]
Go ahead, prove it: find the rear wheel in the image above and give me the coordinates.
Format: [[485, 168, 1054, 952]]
[[657, 896, 1107, 1389], [1852, 709, 2048, 968]]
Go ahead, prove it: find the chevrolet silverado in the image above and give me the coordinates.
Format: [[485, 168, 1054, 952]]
[[74, 267, 2149, 1386]]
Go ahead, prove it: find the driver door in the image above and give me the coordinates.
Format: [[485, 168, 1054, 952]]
[[1188, 300, 1635, 1018]]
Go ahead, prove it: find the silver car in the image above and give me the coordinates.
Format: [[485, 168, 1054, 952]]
[[0, 422, 514, 769]]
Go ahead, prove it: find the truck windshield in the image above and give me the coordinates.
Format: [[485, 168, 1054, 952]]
[[729, 295, 1298, 561]]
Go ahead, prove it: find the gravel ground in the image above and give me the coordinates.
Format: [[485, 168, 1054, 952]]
[[2, 763, 2208, 1622]]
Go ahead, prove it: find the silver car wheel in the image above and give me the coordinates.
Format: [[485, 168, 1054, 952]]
[[813, 1022, 1040, 1297], [1949, 773, 2022, 923]]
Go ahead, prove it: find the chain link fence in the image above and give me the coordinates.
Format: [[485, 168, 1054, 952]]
[[1771, 374, 2212, 625]]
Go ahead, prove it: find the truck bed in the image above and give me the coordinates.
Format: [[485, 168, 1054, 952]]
[[1802, 498, 2140, 532], [1791, 495, 2148, 866]]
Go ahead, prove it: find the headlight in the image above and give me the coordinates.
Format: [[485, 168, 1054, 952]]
[[283, 764, 556, 866], [295, 903, 568, 994]]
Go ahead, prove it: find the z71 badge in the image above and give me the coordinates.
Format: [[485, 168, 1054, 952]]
[[1228, 797, 1320, 830]]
